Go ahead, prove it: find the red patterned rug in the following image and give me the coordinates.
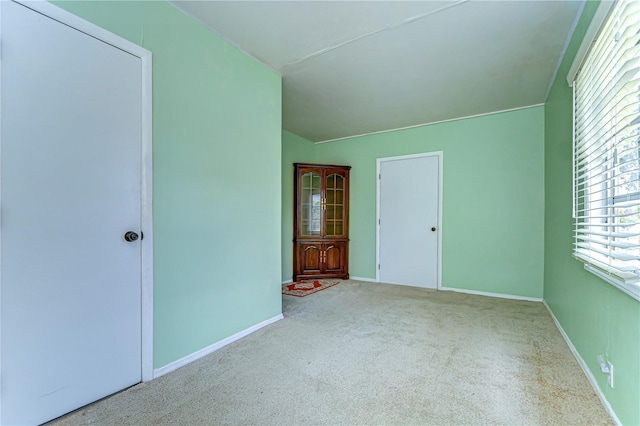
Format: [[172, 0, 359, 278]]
[[282, 280, 339, 297]]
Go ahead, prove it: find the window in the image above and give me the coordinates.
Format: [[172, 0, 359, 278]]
[[572, 0, 640, 300]]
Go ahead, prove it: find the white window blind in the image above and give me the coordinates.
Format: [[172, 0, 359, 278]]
[[573, 0, 640, 299]]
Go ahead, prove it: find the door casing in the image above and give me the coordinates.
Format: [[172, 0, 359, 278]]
[[375, 151, 443, 288], [0, 0, 154, 418]]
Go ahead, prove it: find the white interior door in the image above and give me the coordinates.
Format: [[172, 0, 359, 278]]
[[377, 153, 441, 288], [1, 2, 143, 424]]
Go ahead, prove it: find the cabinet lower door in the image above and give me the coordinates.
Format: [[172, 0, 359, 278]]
[[324, 242, 346, 275], [298, 243, 322, 276]]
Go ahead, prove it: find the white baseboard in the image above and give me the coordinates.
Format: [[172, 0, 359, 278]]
[[440, 286, 543, 302], [350, 276, 377, 283], [281, 279, 293, 285], [153, 313, 284, 379], [543, 301, 621, 426]]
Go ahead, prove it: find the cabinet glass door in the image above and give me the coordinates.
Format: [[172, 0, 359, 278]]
[[325, 173, 345, 237], [300, 172, 321, 236]]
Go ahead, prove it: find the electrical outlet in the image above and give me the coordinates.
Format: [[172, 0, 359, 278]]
[[607, 361, 614, 388], [597, 355, 610, 373]]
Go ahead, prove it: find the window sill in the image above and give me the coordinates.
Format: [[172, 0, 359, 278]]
[[574, 257, 640, 302]]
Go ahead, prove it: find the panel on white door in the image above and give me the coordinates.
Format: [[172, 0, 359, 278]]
[[378, 155, 439, 288], [1, 2, 142, 424]]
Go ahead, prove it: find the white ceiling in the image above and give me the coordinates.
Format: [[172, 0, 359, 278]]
[[172, 0, 584, 142]]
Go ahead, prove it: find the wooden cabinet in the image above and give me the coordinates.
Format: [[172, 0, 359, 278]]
[[293, 163, 350, 281]]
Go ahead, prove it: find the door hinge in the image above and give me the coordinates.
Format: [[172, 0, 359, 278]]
[[378, 173, 381, 180], [378, 219, 380, 225], [378, 264, 380, 270]]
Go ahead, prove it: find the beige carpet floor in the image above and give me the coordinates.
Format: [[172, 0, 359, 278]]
[[52, 280, 612, 425]]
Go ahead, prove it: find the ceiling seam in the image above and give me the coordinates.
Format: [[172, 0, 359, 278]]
[[311, 103, 545, 144], [280, 0, 469, 71]]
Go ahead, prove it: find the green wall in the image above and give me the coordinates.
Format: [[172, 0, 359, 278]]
[[283, 108, 545, 299], [53, 1, 283, 368], [544, 2, 640, 425]]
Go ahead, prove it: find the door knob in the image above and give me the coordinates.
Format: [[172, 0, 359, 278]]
[[431, 227, 437, 232], [124, 231, 139, 242]]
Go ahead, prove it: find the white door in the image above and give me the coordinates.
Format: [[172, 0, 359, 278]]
[[377, 153, 441, 288], [1, 2, 143, 424]]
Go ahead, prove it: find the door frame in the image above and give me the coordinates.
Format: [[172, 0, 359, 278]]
[[375, 151, 443, 288], [0, 0, 154, 403]]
